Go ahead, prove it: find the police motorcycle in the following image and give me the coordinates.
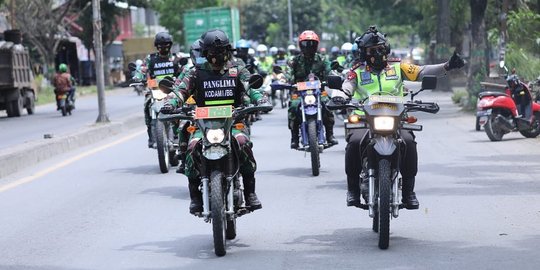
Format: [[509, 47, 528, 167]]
[[158, 75, 271, 257], [327, 75, 439, 249], [292, 73, 335, 176], [128, 62, 180, 173]]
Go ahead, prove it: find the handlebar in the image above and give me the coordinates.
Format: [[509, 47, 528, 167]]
[[327, 100, 439, 114]]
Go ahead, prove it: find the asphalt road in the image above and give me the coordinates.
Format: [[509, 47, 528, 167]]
[[0, 87, 144, 150], [0, 91, 539, 270]]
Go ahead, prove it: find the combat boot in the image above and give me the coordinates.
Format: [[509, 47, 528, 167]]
[[243, 173, 262, 211], [188, 182, 203, 214], [346, 176, 361, 207], [402, 177, 419, 209], [290, 129, 300, 149], [325, 127, 338, 146]]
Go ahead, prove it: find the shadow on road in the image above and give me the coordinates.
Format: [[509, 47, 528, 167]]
[[140, 186, 189, 201], [107, 165, 164, 175]]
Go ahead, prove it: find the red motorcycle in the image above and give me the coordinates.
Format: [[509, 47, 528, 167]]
[[477, 65, 540, 141]]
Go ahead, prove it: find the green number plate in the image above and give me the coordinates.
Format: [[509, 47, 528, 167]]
[[369, 95, 404, 104], [195, 105, 233, 119]]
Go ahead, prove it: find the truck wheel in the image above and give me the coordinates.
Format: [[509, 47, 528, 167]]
[[6, 95, 23, 117], [26, 91, 35, 115]]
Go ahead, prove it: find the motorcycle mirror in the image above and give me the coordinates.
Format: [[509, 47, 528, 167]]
[[330, 60, 342, 71], [421, 75, 437, 90], [249, 74, 264, 89], [327, 75, 343, 90], [128, 62, 137, 72], [499, 60, 505, 68], [178, 57, 188, 66], [158, 76, 174, 94]]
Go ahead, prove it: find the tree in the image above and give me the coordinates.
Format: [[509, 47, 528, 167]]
[[12, 0, 78, 75], [465, 0, 488, 109]]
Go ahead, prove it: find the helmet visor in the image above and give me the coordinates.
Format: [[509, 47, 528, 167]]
[[366, 44, 386, 56], [299, 40, 318, 54]]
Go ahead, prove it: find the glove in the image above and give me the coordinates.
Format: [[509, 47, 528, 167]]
[[445, 51, 465, 71], [331, 96, 346, 105], [160, 104, 174, 114]]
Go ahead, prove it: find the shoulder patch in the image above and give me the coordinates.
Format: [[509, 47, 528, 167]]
[[229, 67, 238, 77]]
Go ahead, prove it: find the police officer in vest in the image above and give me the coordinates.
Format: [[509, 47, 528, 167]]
[[332, 26, 464, 209], [160, 29, 271, 214], [133, 32, 181, 148]]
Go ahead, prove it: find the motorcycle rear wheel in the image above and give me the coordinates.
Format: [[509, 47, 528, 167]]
[[308, 118, 320, 176], [210, 171, 227, 256], [378, 159, 391, 250], [484, 115, 504, 141], [155, 120, 170, 173]]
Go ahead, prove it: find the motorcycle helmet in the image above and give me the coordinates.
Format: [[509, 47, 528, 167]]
[[269, 46, 278, 56], [135, 59, 143, 67], [319, 47, 327, 54], [200, 29, 232, 67], [355, 25, 391, 70], [248, 48, 255, 56], [235, 39, 251, 58], [256, 44, 268, 57], [341, 42, 353, 54], [506, 74, 520, 89], [154, 32, 173, 56], [190, 38, 206, 66], [59, 63, 68, 73], [331, 46, 340, 56], [287, 44, 296, 53], [298, 30, 320, 56]]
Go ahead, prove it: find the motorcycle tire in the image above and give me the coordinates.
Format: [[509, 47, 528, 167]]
[[210, 170, 227, 256], [475, 116, 481, 131], [378, 159, 391, 250], [484, 115, 504, 141], [155, 120, 170, 173], [308, 118, 320, 176], [519, 113, 540, 138]]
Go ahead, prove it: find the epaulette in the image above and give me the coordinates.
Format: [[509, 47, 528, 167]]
[[350, 61, 365, 71], [387, 57, 401, 62]]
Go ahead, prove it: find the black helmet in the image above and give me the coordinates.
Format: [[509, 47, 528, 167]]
[[200, 29, 232, 56], [154, 32, 173, 47], [355, 25, 391, 60], [190, 39, 204, 66], [506, 74, 520, 89]]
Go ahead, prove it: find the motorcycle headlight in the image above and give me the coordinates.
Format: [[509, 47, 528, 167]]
[[373, 116, 395, 131], [206, 129, 225, 144], [304, 95, 316, 105]]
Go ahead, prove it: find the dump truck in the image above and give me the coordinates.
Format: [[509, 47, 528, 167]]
[[122, 37, 155, 80], [0, 30, 36, 117]]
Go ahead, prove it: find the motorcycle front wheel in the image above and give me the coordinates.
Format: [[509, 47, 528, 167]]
[[307, 118, 320, 176], [519, 113, 540, 138], [378, 159, 391, 250], [210, 171, 227, 256], [155, 120, 170, 173]]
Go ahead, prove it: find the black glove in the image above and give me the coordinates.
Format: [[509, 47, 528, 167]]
[[445, 51, 465, 71], [160, 104, 174, 114], [331, 96, 346, 105]]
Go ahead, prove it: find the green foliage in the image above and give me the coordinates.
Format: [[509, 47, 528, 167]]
[[451, 87, 469, 105], [507, 8, 540, 54], [133, 23, 146, 37], [505, 44, 540, 82], [151, 0, 218, 45]]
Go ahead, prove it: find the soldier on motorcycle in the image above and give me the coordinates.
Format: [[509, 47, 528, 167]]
[[132, 32, 181, 148], [331, 26, 464, 209], [234, 39, 259, 74], [160, 29, 271, 214], [287, 30, 338, 149]]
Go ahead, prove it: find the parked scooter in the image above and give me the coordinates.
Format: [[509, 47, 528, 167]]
[[476, 61, 540, 141]]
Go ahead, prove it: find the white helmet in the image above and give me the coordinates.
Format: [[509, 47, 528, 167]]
[[248, 48, 255, 56], [135, 59, 143, 67], [269, 46, 278, 55], [341, 42, 353, 52], [256, 44, 268, 52], [287, 44, 296, 52]]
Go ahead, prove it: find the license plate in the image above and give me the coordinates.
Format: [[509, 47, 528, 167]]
[[478, 116, 488, 125], [476, 109, 492, 117], [369, 95, 403, 104], [195, 105, 233, 119], [296, 80, 321, 91]]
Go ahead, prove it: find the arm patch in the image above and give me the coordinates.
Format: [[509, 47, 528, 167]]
[[347, 70, 357, 81], [400, 63, 421, 81]]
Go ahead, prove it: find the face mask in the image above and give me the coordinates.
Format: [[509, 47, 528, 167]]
[[368, 53, 387, 70], [158, 45, 171, 56], [207, 53, 229, 67], [195, 57, 207, 65]]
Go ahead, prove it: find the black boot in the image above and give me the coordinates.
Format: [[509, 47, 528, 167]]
[[360, 171, 369, 204], [346, 176, 361, 207], [147, 127, 155, 149], [188, 182, 203, 214], [402, 177, 419, 209], [243, 173, 262, 211], [290, 128, 300, 149], [326, 128, 338, 146]]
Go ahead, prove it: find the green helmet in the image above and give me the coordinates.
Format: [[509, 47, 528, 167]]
[[59, 63, 68, 72]]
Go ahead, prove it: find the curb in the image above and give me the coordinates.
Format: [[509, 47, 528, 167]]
[[0, 114, 144, 179]]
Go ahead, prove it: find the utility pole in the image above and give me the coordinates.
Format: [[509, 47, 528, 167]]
[[9, 0, 15, 28], [93, 0, 109, 123], [287, 0, 293, 45]]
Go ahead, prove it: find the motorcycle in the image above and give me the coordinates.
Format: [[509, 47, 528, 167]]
[[132, 83, 144, 96], [56, 88, 74, 117], [476, 61, 540, 141], [327, 75, 439, 249], [291, 73, 334, 176], [270, 66, 289, 108], [130, 79, 178, 173]]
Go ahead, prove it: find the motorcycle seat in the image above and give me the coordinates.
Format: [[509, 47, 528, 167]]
[[478, 91, 508, 99]]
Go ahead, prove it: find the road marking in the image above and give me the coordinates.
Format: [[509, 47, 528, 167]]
[[0, 129, 145, 193]]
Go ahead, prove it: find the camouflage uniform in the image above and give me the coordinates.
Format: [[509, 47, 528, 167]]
[[287, 52, 336, 144]]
